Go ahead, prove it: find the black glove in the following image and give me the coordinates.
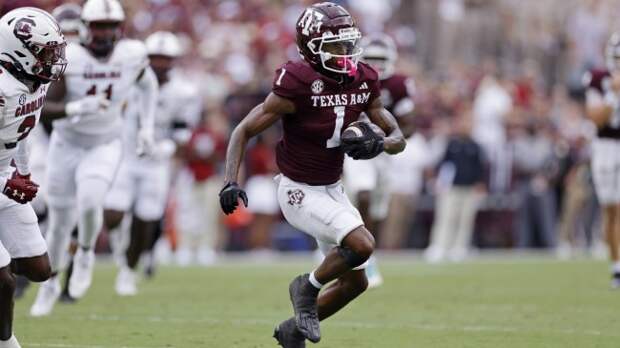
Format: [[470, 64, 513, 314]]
[[219, 182, 248, 215], [342, 123, 385, 160]]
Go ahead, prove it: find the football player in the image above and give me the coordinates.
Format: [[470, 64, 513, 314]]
[[103, 31, 202, 295], [0, 7, 67, 348], [219, 3, 406, 347], [30, 0, 157, 316], [584, 33, 620, 288], [343, 33, 415, 287], [13, 3, 84, 301]]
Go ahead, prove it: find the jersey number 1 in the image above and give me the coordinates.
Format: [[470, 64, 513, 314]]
[[86, 84, 113, 100], [326, 106, 345, 148]]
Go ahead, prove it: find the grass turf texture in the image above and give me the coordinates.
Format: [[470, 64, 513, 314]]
[[14, 258, 620, 348]]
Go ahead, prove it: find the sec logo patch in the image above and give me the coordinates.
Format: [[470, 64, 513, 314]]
[[18, 94, 26, 105], [311, 79, 324, 94]]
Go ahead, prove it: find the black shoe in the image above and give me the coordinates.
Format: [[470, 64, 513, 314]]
[[612, 273, 620, 289], [289, 274, 320, 343], [59, 290, 77, 303], [273, 318, 306, 348]]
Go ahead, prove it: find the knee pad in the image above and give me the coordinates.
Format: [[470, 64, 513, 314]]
[[336, 246, 368, 268]]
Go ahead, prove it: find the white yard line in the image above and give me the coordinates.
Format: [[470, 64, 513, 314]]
[[44, 313, 620, 339], [26, 343, 167, 348]]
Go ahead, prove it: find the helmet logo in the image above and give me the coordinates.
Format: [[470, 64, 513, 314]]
[[298, 9, 324, 36], [14, 18, 35, 40], [311, 79, 324, 94]]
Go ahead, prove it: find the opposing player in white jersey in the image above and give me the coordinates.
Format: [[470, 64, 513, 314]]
[[30, 0, 157, 316], [343, 34, 415, 288], [584, 33, 620, 288], [0, 7, 67, 348], [104, 31, 202, 296], [12, 3, 84, 301]]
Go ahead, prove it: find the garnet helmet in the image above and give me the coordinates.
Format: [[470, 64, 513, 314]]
[[296, 2, 362, 76]]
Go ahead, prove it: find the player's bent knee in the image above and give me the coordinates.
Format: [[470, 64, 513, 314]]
[[13, 256, 52, 282], [26, 265, 52, 282]]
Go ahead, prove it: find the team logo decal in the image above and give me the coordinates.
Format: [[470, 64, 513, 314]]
[[311, 79, 324, 94], [287, 189, 305, 206], [13, 18, 35, 40], [18, 94, 26, 105]]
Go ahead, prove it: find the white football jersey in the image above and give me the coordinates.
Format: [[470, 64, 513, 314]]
[[0, 66, 48, 174], [53, 39, 149, 146], [122, 73, 202, 160]]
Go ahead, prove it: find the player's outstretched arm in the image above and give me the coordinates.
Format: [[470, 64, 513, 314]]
[[223, 92, 294, 183], [220, 92, 294, 215], [366, 97, 406, 154], [135, 67, 159, 156]]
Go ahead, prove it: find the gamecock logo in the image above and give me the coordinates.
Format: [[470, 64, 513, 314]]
[[14, 18, 35, 40]]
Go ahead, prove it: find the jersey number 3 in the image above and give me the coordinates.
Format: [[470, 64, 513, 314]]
[[4, 115, 36, 149]]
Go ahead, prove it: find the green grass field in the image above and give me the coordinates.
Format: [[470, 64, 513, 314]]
[[13, 256, 620, 348]]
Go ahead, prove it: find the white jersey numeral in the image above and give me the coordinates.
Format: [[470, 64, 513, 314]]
[[276, 68, 286, 86], [326, 106, 346, 148]]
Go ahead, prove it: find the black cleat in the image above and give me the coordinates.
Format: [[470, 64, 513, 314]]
[[273, 318, 306, 348], [289, 274, 320, 343]]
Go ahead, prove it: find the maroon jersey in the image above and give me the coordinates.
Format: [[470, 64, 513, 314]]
[[583, 68, 620, 139], [273, 60, 380, 185], [380, 73, 415, 118]]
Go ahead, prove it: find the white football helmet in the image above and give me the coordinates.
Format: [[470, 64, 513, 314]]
[[81, 0, 125, 23], [146, 31, 183, 58], [52, 3, 84, 43], [361, 33, 397, 80], [80, 0, 125, 56], [0, 7, 67, 81]]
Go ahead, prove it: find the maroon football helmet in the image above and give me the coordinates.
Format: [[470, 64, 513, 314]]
[[296, 2, 362, 77]]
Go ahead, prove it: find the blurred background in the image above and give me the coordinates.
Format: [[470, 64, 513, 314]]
[[5, 0, 618, 263]]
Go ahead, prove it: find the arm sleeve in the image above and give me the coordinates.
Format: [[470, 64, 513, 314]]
[[13, 138, 30, 175], [135, 66, 158, 133], [272, 65, 301, 100]]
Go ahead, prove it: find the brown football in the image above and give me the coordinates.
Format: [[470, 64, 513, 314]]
[[341, 121, 386, 142]]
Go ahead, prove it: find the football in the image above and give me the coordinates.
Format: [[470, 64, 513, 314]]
[[341, 121, 386, 143]]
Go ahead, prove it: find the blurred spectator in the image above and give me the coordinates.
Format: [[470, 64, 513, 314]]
[[245, 134, 279, 252], [472, 71, 513, 192], [425, 114, 485, 262], [381, 116, 442, 249], [174, 111, 225, 265], [512, 119, 558, 248]]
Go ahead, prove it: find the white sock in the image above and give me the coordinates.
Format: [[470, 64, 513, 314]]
[[612, 262, 620, 274], [308, 271, 323, 289], [0, 334, 20, 348]]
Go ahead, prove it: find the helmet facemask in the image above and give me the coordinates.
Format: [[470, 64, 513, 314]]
[[30, 41, 67, 81], [308, 27, 363, 76]]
